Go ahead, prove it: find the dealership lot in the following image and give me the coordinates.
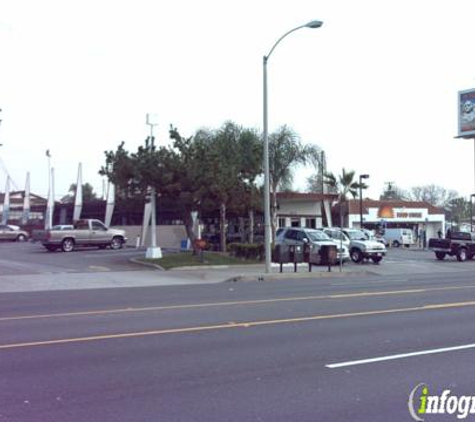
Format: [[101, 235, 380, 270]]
[[0, 242, 474, 278], [0, 242, 152, 276]]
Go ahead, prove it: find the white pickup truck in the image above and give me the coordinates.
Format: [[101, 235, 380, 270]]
[[34, 219, 127, 252]]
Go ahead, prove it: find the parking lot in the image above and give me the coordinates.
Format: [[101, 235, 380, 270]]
[[0, 241, 475, 278], [0, 241, 151, 276]]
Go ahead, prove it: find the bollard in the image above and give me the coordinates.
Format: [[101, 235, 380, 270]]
[[135, 235, 141, 249]]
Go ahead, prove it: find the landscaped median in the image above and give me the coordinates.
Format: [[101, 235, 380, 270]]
[[137, 251, 262, 270]]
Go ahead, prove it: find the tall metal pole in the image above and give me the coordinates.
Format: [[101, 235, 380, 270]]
[[262, 20, 323, 274], [471, 194, 474, 232], [263, 56, 272, 273], [150, 123, 157, 249], [359, 181, 363, 229], [145, 114, 162, 259], [359, 174, 369, 229]]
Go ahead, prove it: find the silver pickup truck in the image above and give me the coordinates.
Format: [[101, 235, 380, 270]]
[[34, 219, 127, 252]]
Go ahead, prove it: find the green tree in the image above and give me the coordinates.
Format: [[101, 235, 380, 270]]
[[197, 121, 261, 251], [100, 122, 262, 253], [61, 183, 98, 203], [445, 197, 470, 226], [324, 168, 365, 226], [268, 125, 321, 238], [324, 168, 365, 268], [306, 150, 327, 194], [410, 184, 458, 207]]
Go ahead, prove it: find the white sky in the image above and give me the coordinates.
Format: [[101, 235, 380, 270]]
[[1, 0, 475, 201]]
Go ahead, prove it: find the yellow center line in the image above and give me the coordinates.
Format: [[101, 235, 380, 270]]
[[1, 285, 475, 322], [2, 299, 475, 350]]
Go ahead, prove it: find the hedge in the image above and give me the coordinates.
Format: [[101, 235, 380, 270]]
[[228, 243, 265, 261]]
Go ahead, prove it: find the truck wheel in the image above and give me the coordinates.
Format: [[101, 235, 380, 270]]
[[350, 249, 363, 263], [61, 238, 75, 252], [371, 256, 382, 264], [110, 237, 124, 250], [16, 234, 27, 242], [457, 247, 468, 262], [435, 252, 446, 260], [393, 240, 400, 247]]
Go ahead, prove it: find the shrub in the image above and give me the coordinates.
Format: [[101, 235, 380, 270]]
[[228, 243, 264, 261]]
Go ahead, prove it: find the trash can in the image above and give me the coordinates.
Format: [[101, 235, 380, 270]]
[[289, 245, 304, 263], [272, 244, 290, 264], [272, 245, 291, 273], [304, 244, 322, 272], [320, 244, 337, 265]]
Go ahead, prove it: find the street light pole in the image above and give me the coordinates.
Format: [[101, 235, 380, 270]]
[[359, 174, 369, 229], [145, 113, 162, 259], [263, 20, 323, 273], [471, 194, 475, 232]]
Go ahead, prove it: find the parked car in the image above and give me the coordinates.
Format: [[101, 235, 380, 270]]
[[52, 225, 75, 230], [320, 228, 351, 249], [428, 231, 475, 261], [382, 228, 414, 247], [360, 228, 389, 247], [33, 219, 127, 252], [324, 228, 386, 264], [0, 224, 29, 242], [275, 227, 350, 263]]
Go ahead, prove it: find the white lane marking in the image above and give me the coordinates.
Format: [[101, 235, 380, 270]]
[[326, 343, 475, 369]]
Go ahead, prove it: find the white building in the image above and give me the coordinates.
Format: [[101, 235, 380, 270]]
[[275, 192, 337, 229], [345, 199, 445, 240]]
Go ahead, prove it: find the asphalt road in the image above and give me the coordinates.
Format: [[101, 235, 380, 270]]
[[1, 270, 475, 421]]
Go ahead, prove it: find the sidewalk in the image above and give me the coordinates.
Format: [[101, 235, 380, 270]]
[[0, 262, 370, 294]]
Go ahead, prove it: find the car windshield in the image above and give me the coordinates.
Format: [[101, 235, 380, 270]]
[[330, 231, 347, 241], [346, 230, 367, 240], [306, 231, 331, 242]]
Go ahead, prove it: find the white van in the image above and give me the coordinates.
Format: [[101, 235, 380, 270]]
[[383, 228, 413, 247]]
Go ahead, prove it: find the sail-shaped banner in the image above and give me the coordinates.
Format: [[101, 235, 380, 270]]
[[21, 173, 30, 224], [2, 177, 10, 225], [45, 168, 55, 229], [73, 163, 83, 222], [104, 182, 115, 227]]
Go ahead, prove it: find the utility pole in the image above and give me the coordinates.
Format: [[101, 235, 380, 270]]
[[145, 113, 162, 259]]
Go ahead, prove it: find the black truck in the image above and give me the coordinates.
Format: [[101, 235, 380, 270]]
[[428, 231, 475, 261]]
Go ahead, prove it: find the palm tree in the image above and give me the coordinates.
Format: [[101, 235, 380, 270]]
[[324, 168, 366, 269], [268, 125, 322, 239]]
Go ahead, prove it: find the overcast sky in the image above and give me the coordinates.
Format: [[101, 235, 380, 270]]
[[1, 0, 475, 201]]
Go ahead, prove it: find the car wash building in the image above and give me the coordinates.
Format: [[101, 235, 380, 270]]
[[345, 199, 445, 240]]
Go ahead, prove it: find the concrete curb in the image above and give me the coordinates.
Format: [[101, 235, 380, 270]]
[[223, 270, 378, 283], [129, 257, 165, 271]]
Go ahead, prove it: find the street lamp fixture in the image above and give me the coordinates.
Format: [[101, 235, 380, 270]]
[[263, 20, 323, 273], [359, 174, 369, 229]]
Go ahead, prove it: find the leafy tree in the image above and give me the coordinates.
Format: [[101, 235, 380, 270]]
[[410, 184, 458, 207], [324, 168, 365, 267], [324, 168, 365, 226], [445, 197, 471, 226], [379, 183, 410, 200], [100, 122, 262, 253], [268, 125, 321, 239], [61, 183, 98, 203], [198, 121, 261, 251], [306, 150, 327, 194]]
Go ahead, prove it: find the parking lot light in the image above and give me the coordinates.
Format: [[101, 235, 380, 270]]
[[359, 174, 369, 229]]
